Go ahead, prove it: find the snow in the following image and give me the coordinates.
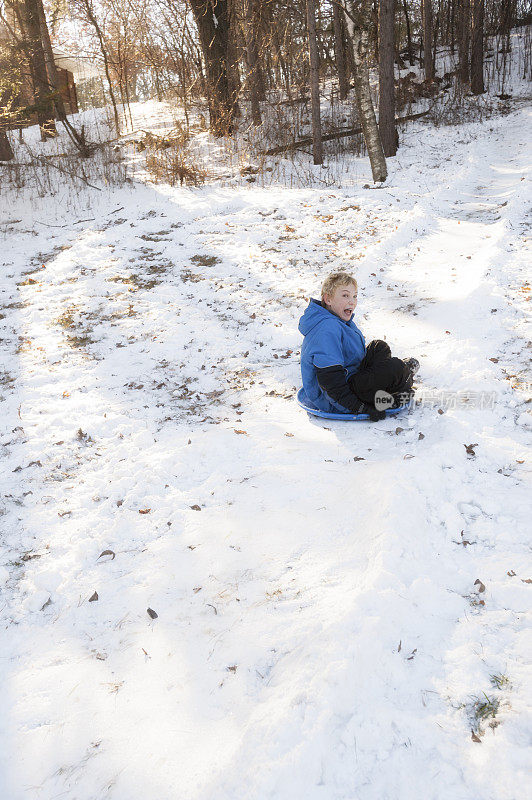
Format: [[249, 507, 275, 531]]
[[1, 43, 531, 800]]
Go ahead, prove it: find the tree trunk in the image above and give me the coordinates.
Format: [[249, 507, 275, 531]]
[[332, 1, 349, 100], [81, 0, 120, 134], [21, 0, 56, 139], [470, 0, 484, 93], [344, 0, 387, 182], [306, 0, 323, 165], [244, 0, 261, 125], [457, 0, 470, 82], [421, 0, 434, 82], [189, 0, 235, 136], [227, 0, 241, 117], [36, 0, 90, 154], [401, 0, 415, 66], [499, 0, 516, 51], [379, 0, 397, 157], [0, 129, 15, 160]]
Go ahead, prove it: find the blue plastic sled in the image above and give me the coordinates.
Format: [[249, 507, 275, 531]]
[[297, 388, 403, 421]]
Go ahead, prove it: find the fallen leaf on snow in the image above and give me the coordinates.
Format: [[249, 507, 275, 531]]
[[147, 608, 158, 619], [474, 579, 486, 593], [89, 591, 98, 602], [190, 504, 201, 511], [234, 429, 248, 435], [97, 549, 115, 561], [138, 508, 151, 514]]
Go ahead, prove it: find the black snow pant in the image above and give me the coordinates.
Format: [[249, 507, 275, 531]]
[[348, 340, 413, 407]]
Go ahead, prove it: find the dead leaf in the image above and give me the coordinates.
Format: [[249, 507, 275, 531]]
[[138, 508, 151, 514], [465, 443, 478, 456], [193, 587, 202, 593], [507, 570, 516, 577], [353, 456, 365, 461], [471, 732, 482, 743], [97, 549, 115, 561], [190, 504, 201, 511], [89, 591, 98, 602], [474, 579, 486, 593], [438, 408, 444, 415], [521, 578, 532, 584], [395, 427, 404, 434], [227, 665, 237, 672], [489, 357, 499, 363], [285, 432, 294, 437], [147, 608, 158, 619], [234, 429, 248, 435], [418, 432, 425, 440]]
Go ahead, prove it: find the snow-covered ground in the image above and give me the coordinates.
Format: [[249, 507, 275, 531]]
[[1, 61, 531, 800]]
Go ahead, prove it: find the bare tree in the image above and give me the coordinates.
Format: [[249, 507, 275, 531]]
[[457, 0, 471, 83], [401, 0, 415, 66], [421, 0, 434, 82], [470, 0, 484, 93], [244, 0, 262, 125], [378, 0, 396, 157], [17, 0, 56, 139], [34, 0, 92, 154], [0, 128, 14, 159], [188, 0, 235, 135], [344, 0, 387, 182], [332, 0, 349, 100], [306, 0, 323, 164], [75, 0, 121, 133]]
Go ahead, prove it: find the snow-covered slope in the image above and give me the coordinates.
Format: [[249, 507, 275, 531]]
[[0, 97, 531, 799]]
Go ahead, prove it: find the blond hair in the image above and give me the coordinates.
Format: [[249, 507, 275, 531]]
[[321, 271, 357, 300]]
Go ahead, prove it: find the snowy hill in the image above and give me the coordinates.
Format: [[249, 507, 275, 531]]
[[1, 62, 531, 800]]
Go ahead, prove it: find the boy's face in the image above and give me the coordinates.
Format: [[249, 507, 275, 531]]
[[323, 283, 357, 322]]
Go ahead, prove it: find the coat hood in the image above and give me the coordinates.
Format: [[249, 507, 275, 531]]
[[298, 298, 341, 335]]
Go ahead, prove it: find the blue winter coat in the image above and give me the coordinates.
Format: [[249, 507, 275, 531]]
[[298, 299, 366, 412]]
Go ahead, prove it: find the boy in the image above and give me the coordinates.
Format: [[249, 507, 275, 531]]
[[299, 272, 418, 421]]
